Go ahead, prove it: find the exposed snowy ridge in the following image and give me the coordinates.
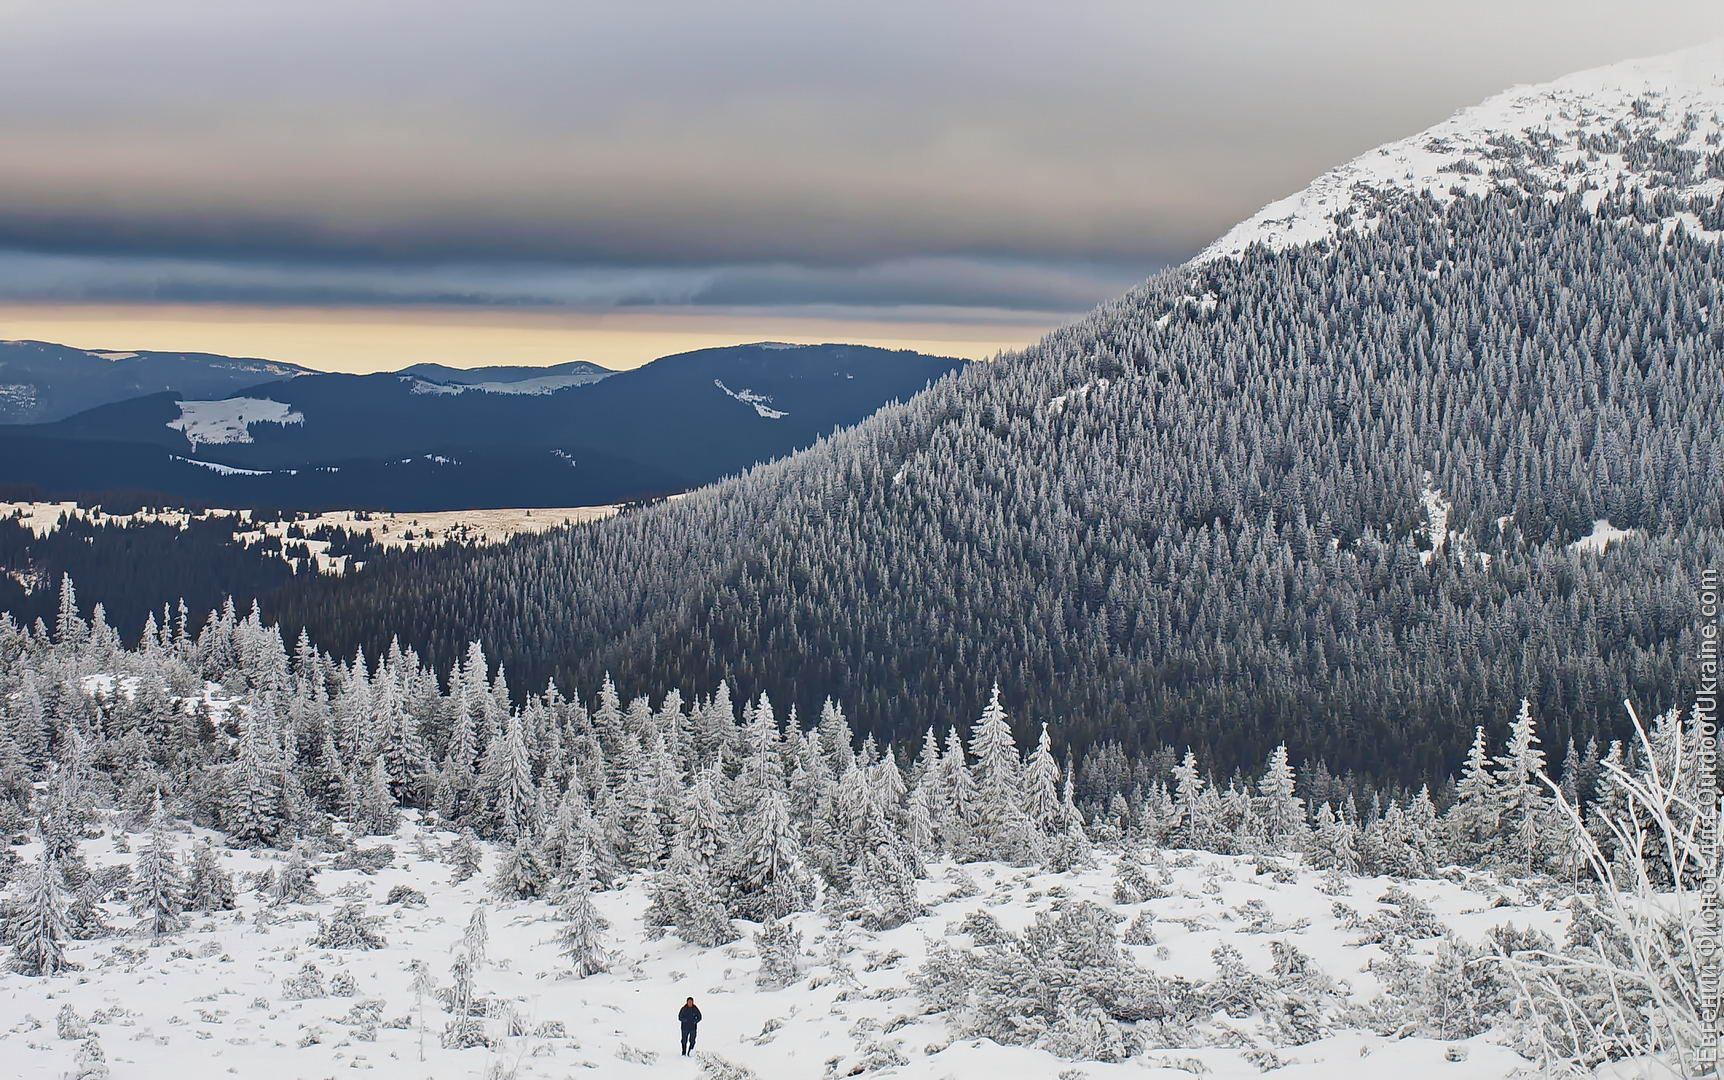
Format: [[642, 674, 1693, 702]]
[[405, 371, 610, 396], [1200, 40, 1724, 262]]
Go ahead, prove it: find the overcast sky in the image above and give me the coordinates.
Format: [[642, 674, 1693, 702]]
[[2, 1, 1718, 370]]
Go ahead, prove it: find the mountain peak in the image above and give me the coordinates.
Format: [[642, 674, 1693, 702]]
[[1201, 40, 1724, 262]]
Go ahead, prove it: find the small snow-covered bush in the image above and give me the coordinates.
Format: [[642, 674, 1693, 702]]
[[310, 901, 387, 949], [1350, 886, 1443, 944], [56, 1004, 89, 1040], [330, 845, 394, 874], [385, 884, 426, 907], [281, 961, 327, 1000], [1122, 912, 1158, 946], [694, 1052, 761, 1079], [912, 900, 1182, 1060]]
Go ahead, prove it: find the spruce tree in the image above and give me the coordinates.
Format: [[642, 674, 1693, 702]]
[[10, 847, 72, 976]]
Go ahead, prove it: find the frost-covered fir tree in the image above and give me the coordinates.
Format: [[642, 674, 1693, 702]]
[[1024, 721, 1063, 832], [479, 711, 537, 841], [726, 782, 810, 921], [491, 837, 550, 901], [440, 953, 488, 1049], [9, 847, 72, 976], [446, 828, 483, 883], [131, 797, 184, 937], [556, 856, 609, 978], [1445, 726, 1497, 862], [966, 686, 1038, 863], [1492, 699, 1552, 869], [1257, 744, 1306, 850], [183, 839, 237, 912], [754, 916, 803, 989]]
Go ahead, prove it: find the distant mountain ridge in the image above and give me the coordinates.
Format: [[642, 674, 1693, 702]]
[[0, 339, 313, 423], [0, 341, 965, 509]]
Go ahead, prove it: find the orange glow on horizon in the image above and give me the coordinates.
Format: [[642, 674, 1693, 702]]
[[0, 303, 1051, 373]]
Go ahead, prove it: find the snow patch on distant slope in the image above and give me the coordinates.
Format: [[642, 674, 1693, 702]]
[[1419, 478, 1450, 564], [406, 372, 609, 396], [91, 351, 139, 362], [1202, 41, 1724, 262], [714, 379, 788, 419], [170, 456, 285, 477], [1570, 518, 1637, 554], [168, 397, 304, 448], [1045, 378, 1110, 416]]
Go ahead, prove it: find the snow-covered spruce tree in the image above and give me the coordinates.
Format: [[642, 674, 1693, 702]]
[[1257, 744, 1306, 851], [913, 900, 1167, 1061], [462, 905, 489, 969], [224, 709, 286, 847], [272, 845, 320, 906], [1444, 726, 1497, 864], [478, 711, 537, 841], [131, 797, 184, 937], [966, 686, 1039, 863], [491, 836, 550, 901], [68, 1034, 109, 1080], [753, 916, 803, 989], [9, 846, 73, 976], [556, 856, 609, 978], [726, 781, 811, 922], [445, 827, 482, 883], [1491, 699, 1554, 872], [667, 850, 739, 947], [855, 844, 923, 930]]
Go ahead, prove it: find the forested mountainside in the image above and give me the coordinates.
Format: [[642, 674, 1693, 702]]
[[272, 187, 1724, 786]]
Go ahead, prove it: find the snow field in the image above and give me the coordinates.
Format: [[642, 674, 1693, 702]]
[[1, 821, 1569, 1080]]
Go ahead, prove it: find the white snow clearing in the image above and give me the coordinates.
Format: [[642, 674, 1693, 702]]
[[714, 380, 788, 419], [1201, 40, 1724, 262], [167, 398, 304, 448], [0, 500, 660, 575], [1045, 378, 1110, 416], [91, 351, 139, 362], [1569, 517, 1638, 554]]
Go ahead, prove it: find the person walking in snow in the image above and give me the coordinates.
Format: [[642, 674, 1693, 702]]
[[679, 997, 702, 1056]]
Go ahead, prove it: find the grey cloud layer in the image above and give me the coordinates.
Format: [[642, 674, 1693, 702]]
[[2, 1, 1718, 317]]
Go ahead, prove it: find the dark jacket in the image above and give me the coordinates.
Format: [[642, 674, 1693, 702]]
[[679, 1004, 701, 1030]]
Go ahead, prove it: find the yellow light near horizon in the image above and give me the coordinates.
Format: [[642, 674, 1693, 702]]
[[0, 303, 1046, 373]]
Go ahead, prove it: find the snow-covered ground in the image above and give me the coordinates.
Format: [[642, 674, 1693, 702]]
[[167, 398, 305, 448], [0, 823, 1568, 1080], [1202, 40, 1724, 261], [0, 500, 644, 576]]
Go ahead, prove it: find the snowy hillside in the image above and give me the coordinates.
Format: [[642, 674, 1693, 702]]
[[0, 589, 1704, 1078], [1202, 40, 1724, 260], [0, 825, 1571, 1080]]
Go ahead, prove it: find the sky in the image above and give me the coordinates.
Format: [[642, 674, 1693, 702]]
[[1, 1, 1718, 372]]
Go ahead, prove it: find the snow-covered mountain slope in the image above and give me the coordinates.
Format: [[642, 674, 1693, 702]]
[[1202, 40, 1724, 261]]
